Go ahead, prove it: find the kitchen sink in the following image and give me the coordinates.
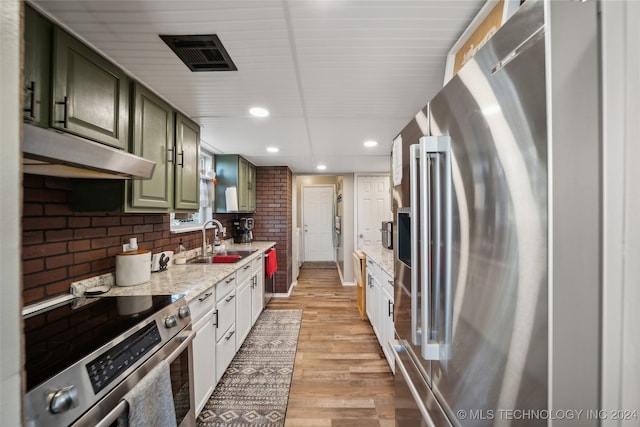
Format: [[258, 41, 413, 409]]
[[187, 249, 258, 264]]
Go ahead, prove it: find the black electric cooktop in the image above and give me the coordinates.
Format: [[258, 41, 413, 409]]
[[23, 295, 181, 391]]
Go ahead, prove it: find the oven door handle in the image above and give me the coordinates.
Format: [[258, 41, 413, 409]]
[[166, 329, 196, 364], [93, 400, 128, 427]]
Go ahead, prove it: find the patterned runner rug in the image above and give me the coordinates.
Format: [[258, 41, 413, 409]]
[[196, 309, 302, 427]]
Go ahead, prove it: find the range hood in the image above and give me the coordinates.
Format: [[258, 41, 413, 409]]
[[22, 124, 156, 179]]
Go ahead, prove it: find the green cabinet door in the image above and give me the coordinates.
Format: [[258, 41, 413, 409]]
[[52, 27, 129, 149], [214, 155, 256, 213], [174, 113, 200, 211], [247, 162, 256, 212], [130, 83, 175, 210], [238, 156, 249, 211], [24, 5, 52, 127]]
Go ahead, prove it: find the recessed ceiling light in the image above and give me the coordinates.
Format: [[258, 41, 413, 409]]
[[364, 140, 378, 147], [249, 107, 269, 117], [316, 164, 327, 171], [266, 147, 279, 153]]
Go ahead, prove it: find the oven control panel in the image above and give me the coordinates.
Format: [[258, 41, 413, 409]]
[[86, 322, 161, 394]]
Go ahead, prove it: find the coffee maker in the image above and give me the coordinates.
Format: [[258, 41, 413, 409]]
[[232, 217, 254, 243]]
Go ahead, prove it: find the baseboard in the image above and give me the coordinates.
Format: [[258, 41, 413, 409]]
[[271, 283, 295, 298], [336, 265, 356, 287]]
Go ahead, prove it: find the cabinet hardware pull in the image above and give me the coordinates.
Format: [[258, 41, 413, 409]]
[[177, 150, 184, 167], [213, 310, 218, 328], [55, 96, 69, 128], [24, 81, 36, 119], [225, 294, 235, 302], [225, 330, 235, 340], [167, 146, 175, 163], [198, 292, 213, 302], [388, 300, 394, 317], [225, 277, 234, 284], [243, 265, 251, 270]]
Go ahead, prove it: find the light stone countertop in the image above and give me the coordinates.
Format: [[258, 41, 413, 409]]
[[72, 241, 275, 303], [360, 245, 394, 276]]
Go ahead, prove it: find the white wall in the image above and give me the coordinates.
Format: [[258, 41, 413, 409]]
[[601, 1, 640, 422], [1, 0, 23, 425]]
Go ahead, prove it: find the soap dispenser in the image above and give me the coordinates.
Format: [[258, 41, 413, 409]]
[[175, 238, 187, 264]]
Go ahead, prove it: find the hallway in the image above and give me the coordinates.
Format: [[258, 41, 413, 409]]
[[268, 265, 395, 427]]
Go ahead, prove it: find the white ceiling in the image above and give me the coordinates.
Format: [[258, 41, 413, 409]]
[[31, 0, 485, 174]]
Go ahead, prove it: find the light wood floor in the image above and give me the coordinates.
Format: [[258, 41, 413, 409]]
[[267, 264, 396, 427]]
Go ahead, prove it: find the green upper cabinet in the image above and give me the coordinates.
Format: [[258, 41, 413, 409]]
[[52, 27, 129, 149], [130, 83, 175, 210], [174, 113, 201, 211], [238, 157, 257, 212], [73, 87, 201, 213], [215, 155, 256, 213], [23, 4, 52, 127]]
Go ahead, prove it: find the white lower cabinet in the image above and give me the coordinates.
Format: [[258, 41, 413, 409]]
[[236, 278, 252, 350], [192, 308, 216, 414], [365, 261, 379, 339], [189, 250, 270, 416], [381, 284, 395, 374], [251, 256, 264, 324], [189, 286, 217, 415], [216, 324, 236, 383], [216, 289, 236, 342], [365, 256, 395, 372], [215, 285, 236, 381]]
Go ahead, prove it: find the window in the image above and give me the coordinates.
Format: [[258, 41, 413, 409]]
[[170, 150, 214, 233]]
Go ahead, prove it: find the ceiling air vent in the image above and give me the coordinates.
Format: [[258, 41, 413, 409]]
[[159, 34, 237, 72]]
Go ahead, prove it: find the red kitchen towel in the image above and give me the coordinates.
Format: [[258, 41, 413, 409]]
[[265, 248, 278, 278], [213, 255, 241, 263]]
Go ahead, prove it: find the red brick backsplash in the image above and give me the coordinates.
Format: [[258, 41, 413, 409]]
[[22, 168, 293, 305], [253, 166, 292, 293]]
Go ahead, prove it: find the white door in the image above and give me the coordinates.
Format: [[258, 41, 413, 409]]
[[357, 175, 391, 248], [303, 186, 335, 262]]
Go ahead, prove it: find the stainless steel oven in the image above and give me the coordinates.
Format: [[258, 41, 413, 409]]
[[72, 327, 195, 427], [24, 295, 195, 427]]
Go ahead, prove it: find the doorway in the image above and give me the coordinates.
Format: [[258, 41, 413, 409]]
[[356, 175, 391, 248], [302, 186, 335, 262]]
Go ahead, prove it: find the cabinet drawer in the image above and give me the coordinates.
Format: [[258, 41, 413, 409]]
[[380, 269, 394, 297], [216, 324, 236, 383], [216, 290, 236, 341], [216, 274, 236, 302], [189, 286, 216, 321], [366, 257, 379, 278], [252, 254, 264, 274], [236, 261, 253, 286]]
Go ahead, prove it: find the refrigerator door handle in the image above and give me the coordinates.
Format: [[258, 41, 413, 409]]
[[420, 136, 453, 361], [409, 144, 422, 345], [391, 340, 439, 427]]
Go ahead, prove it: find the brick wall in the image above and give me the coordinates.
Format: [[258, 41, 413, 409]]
[[22, 174, 235, 305], [22, 170, 293, 305], [253, 166, 293, 293]]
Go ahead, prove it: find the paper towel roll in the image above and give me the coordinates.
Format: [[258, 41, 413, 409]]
[[225, 186, 238, 211]]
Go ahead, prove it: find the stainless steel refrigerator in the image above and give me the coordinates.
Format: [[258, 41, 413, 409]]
[[392, 1, 601, 426]]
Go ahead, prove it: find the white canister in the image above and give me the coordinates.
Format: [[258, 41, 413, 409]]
[[115, 250, 151, 287]]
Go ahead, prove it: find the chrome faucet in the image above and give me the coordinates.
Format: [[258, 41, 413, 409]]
[[202, 219, 226, 256]]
